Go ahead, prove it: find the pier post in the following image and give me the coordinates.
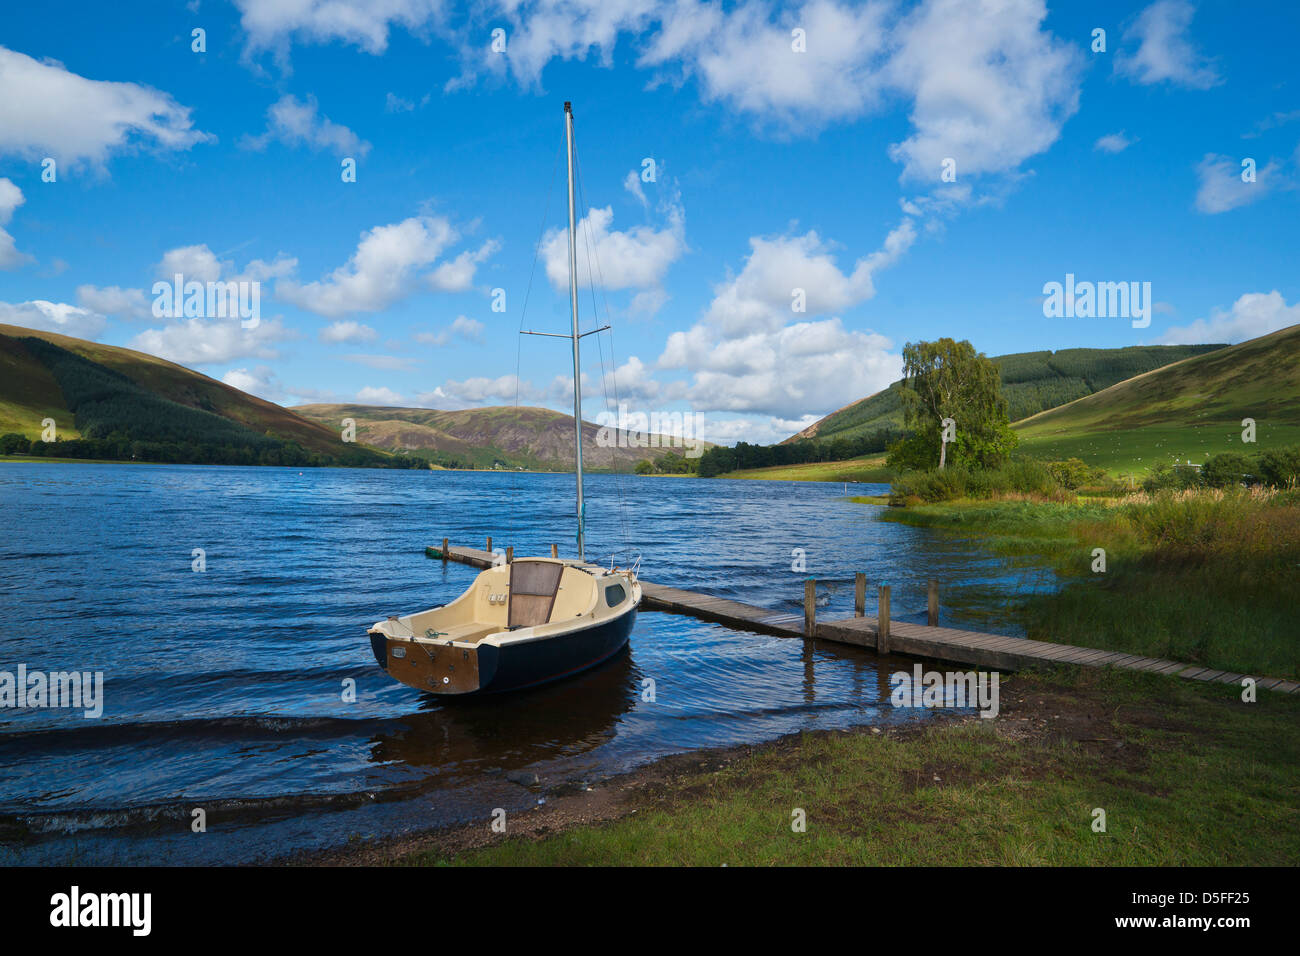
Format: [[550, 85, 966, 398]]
[[486, 536, 492, 553], [442, 537, 449, 561], [878, 585, 891, 654], [804, 579, 816, 638], [506, 546, 514, 565], [551, 544, 558, 558], [855, 573, 866, 617], [928, 579, 939, 627]]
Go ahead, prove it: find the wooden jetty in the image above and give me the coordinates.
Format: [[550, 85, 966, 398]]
[[425, 541, 1300, 695]]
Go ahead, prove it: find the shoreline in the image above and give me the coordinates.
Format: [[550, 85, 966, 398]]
[[294, 665, 1299, 867]]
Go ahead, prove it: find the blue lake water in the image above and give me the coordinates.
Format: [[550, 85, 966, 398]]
[[0, 463, 1057, 864]]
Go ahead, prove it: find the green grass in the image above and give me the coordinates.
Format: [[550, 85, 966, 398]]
[[396, 668, 1299, 866], [877, 490, 1300, 678], [726, 455, 893, 483], [1013, 324, 1300, 476]]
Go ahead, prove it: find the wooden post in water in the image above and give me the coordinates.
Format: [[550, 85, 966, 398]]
[[878, 585, 891, 654], [855, 573, 866, 617], [441, 537, 449, 561], [928, 579, 939, 627], [506, 546, 514, 564], [486, 535, 493, 554], [804, 579, 816, 638], [551, 544, 558, 558]]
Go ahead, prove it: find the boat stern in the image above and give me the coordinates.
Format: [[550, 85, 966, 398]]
[[368, 626, 498, 695]]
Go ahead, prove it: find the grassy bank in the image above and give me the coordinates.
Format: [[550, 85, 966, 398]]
[[383, 668, 1298, 866], [725, 455, 892, 483], [876, 489, 1300, 679]]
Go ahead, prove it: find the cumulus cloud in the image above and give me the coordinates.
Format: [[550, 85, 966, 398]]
[[693, 220, 914, 338], [1155, 291, 1300, 345], [0, 46, 211, 167], [427, 240, 499, 292], [655, 219, 909, 418], [75, 284, 151, 320], [0, 178, 31, 269], [127, 317, 295, 365], [241, 94, 370, 156], [234, 0, 447, 58], [885, 0, 1081, 181], [1115, 0, 1220, 89], [276, 215, 489, 317], [0, 299, 106, 339], [415, 315, 484, 346], [540, 202, 684, 314], [1194, 154, 1279, 214], [155, 244, 223, 282], [319, 320, 377, 343], [355, 385, 406, 405]]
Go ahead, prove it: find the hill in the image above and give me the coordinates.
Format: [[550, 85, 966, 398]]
[[0, 325, 389, 467], [786, 344, 1226, 444], [1013, 324, 1300, 475], [293, 403, 705, 471]]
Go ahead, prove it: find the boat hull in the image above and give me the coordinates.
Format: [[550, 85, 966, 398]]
[[373, 603, 637, 697]]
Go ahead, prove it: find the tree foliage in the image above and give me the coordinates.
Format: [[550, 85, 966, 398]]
[[888, 338, 1017, 470]]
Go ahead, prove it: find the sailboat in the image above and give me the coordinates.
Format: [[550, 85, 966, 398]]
[[367, 102, 642, 696]]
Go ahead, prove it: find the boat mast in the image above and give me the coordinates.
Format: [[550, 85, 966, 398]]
[[564, 101, 585, 563]]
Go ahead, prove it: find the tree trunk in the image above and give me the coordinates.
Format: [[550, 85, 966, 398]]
[[939, 438, 947, 470]]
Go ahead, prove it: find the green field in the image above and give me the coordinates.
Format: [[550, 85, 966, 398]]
[[1013, 324, 1300, 476], [725, 455, 892, 483]]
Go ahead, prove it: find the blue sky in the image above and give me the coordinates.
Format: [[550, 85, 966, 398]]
[[1, 0, 1297, 444]]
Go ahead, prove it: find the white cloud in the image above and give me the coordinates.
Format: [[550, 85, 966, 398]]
[[155, 244, 223, 282], [0, 178, 31, 269], [1155, 291, 1300, 345], [128, 317, 294, 365], [885, 0, 1081, 181], [242, 94, 370, 156], [276, 215, 468, 317], [1094, 131, 1136, 154], [655, 218, 909, 418], [1194, 153, 1279, 214], [540, 203, 684, 308], [415, 314, 484, 346], [320, 320, 378, 343], [694, 221, 914, 338], [385, 92, 416, 113], [0, 46, 211, 167], [449, 1, 1080, 182], [76, 284, 151, 320], [623, 170, 648, 209], [426, 239, 499, 292], [222, 365, 283, 401], [234, 0, 446, 58], [641, 0, 892, 131], [0, 299, 106, 339], [356, 385, 406, 405], [1116, 0, 1220, 89]]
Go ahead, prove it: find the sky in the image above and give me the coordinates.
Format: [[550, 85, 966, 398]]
[[0, 0, 1297, 445]]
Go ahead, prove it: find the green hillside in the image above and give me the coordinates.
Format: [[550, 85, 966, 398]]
[[1013, 324, 1300, 475], [0, 325, 391, 467], [787, 343, 1225, 444], [294, 403, 707, 472]]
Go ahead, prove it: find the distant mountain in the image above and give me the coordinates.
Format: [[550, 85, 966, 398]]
[[0, 325, 388, 466], [292, 403, 708, 471], [1015, 324, 1300, 474], [784, 343, 1227, 444]]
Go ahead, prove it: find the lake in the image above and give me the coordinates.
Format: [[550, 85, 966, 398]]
[[0, 463, 1056, 864]]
